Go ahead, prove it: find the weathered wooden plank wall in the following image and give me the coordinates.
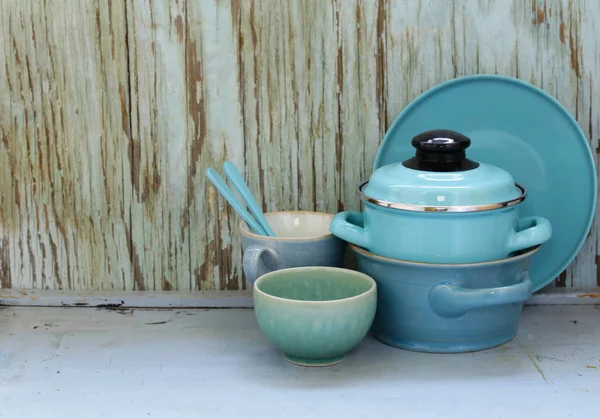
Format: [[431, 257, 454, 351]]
[[0, 0, 598, 291]]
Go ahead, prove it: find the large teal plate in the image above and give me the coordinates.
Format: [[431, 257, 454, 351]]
[[374, 75, 597, 292]]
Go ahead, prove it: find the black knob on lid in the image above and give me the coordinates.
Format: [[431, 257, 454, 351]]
[[402, 129, 480, 172], [412, 129, 471, 153]]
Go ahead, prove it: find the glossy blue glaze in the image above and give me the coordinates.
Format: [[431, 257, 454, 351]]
[[364, 160, 520, 206], [240, 212, 347, 285], [330, 203, 551, 264], [372, 75, 596, 291], [351, 244, 538, 353]]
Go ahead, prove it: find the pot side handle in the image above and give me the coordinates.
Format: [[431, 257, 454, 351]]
[[429, 271, 533, 318], [329, 211, 370, 249], [506, 216, 552, 254]]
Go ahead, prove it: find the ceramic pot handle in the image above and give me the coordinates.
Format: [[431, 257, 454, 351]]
[[429, 271, 533, 318], [329, 211, 369, 249], [506, 216, 552, 254], [243, 245, 278, 285]]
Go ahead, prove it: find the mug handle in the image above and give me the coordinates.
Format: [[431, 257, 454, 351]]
[[429, 271, 533, 318], [506, 216, 552, 254], [243, 245, 278, 285], [329, 211, 369, 249]]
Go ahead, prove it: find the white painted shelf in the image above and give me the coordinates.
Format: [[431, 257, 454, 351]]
[[1, 305, 600, 418], [2, 287, 600, 308]]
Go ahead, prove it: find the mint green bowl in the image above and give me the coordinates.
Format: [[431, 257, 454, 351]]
[[253, 267, 377, 367]]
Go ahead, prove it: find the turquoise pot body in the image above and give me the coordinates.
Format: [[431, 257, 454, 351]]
[[351, 245, 537, 353], [253, 267, 377, 366], [331, 201, 551, 264]]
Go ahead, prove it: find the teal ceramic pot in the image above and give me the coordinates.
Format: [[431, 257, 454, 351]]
[[253, 267, 377, 367], [240, 211, 347, 286], [330, 130, 552, 263], [351, 244, 539, 353]]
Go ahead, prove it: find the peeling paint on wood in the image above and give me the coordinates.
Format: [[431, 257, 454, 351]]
[[0, 0, 598, 291]]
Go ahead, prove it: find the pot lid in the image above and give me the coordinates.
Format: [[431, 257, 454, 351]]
[[362, 129, 523, 208]]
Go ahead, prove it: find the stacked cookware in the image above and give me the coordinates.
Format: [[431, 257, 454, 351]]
[[329, 129, 552, 353]]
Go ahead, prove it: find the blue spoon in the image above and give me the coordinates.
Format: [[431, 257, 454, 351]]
[[222, 161, 276, 237], [206, 168, 268, 236]]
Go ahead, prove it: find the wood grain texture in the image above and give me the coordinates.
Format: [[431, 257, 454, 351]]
[[0, 0, 132, 291], [0, 0, 598, 291], [127, 0, 190, 292]]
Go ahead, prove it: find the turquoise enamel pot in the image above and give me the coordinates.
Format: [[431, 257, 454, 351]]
[[330, 129, 552, 263], [331, 195, 551, 264], [351, 244, 538, 353]]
